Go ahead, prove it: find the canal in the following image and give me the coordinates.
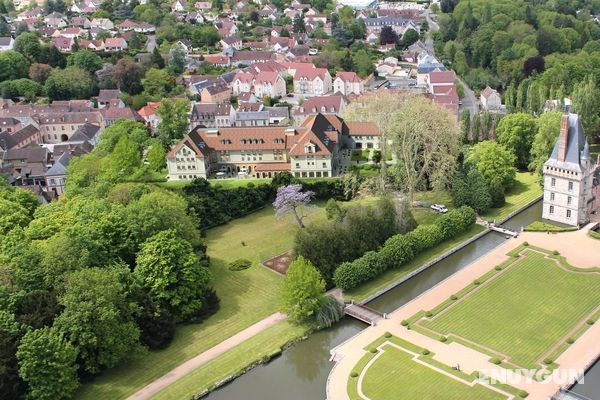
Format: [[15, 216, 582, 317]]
[[205, 201, 599, 400]]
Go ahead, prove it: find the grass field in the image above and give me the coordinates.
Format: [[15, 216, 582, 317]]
[[422, 250, 600, 368], [74, 206, 323, 400], [152, 321, 309, 400], [359, 345, 506, 400], [481, 172, 542, 221]]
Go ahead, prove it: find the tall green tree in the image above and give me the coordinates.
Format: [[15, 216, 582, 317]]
[[14, 32, 41, 62], [67, 50, 102, 75], [17, 327, 79, 400], [54, 267, 140, 374], [142, 68, 175, 99], [280, 256, 325, 322], [0, 51, 30, 81], [111, 135, 141, 176], [134, 229, 212, 322], [571, 75, 600, 139], [44, 66, 92, 100], [495, 112, 537, 169], [156, 98, 189, 149], [146, 141, 166, 171], [529, 111, 562, 177], [467, 140, 517, 190]]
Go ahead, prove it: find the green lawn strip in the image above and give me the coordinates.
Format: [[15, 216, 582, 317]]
[[419, 353, 479, 382], [151, 321, 310, 400], [524, 221, 577, 232], [488, 381, 529, 399], [348, 352, 377, 400], [346, 224, 486, 302], [546, 308, 600, 363], [74, 207, 325, 400], [421, 250, 600, 369], [360, 344, 507, 400], [589, 230, 600, 240], [481, 172, 542, 221]]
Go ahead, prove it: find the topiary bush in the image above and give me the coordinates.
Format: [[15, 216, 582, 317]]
[[425, 311, 433, 317], [587, 319, 595, 325], [494, 265, 502, 271], [369, 347, 377, 354], [491, 357, 501, 365], [228, 259, 252, 271], [401, 320, 409, 326], [473, 279, 481, 285], [384, 331, 392, 338], [543, 358, 553, 365], [440, 336, 447, 342], [350, 371, 359, 378], [553, 250, 560, 255], [518, 390, 529, 398], [421, 349, 430, 355], [566, 337, 575, 344], [523, 241, 529, 246]]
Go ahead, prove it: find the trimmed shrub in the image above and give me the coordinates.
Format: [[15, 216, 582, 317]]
[[379, 234, 415, 270], [473, 279, 481, 285], [523, 241, 529, 246], [524, 221, 577, 232], [440, 336, 447, 342], [401, 320, 409, 326], [587, 319, 595, 325], [450, 294, 458, 300], [421, 349, 430, 355], [543, 358, 553, 365], [566, 337, 575, 344], [425, 311, 433, 317], [350, 371, 359, 378], [369, 347, 377, 354], [384, 331, 392, 338], [228, 259, 252, 271], [333, 251, 382, 290], [518, 390, 529, 398], [553, 250, 560, 255], [491, 357, 501, 365], [494, 265, 502, 271], [408, 224, 444, 253]]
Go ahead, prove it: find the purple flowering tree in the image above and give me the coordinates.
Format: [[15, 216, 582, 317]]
[[273, 184, 315, 228]]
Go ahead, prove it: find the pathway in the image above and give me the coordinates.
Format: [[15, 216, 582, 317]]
[[127, 312, 286, 400], [328, 227, 600, 400]]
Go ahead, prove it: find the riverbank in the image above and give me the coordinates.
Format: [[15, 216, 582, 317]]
[[328, 227, 600, 400]]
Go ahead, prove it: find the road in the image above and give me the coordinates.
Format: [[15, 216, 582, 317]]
[[457, 77, 478, 117]]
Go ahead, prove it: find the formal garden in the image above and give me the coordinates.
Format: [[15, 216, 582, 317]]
[[414, 245, 600, 370], [348, 336, 511, 400], [346, 244, 600, 400]]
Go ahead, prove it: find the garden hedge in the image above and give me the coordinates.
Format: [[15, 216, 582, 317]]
[[334, 207, 477, 290]]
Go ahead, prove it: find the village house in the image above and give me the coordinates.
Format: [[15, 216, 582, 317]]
[[542, 114, 599, 226], [138, 102, 161, 130], [0, 147, 48, 186], [0, 117, 22, 133], [293, 67, 332, 96], [480, 86, 503, 111], [220, 35, 243, 51], [200, 84, 231, 104], [190, 102, 236, 129], [333, 72, 364, 96], [104, 37, 128, 52], [0, 37, 14, 51], [293, 95, 348, 125], [35, 112, 102, 144], [90, 18, 114, 30], [0, 125, 41, 151]]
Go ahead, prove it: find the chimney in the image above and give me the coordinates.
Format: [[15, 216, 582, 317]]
[[558, 115, 569, 162]]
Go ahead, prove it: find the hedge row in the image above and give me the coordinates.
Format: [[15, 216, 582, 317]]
[[333, 207, 477, 290], [524, 221, 577, 232]]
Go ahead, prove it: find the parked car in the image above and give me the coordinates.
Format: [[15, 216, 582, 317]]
[[430, 204, 448, 213]]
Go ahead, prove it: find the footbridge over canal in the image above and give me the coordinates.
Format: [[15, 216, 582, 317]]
[[344, 302, 386, 326]]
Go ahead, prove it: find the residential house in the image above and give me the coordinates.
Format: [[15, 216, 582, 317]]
[[97, 89, 122, 108], [70, 16, 91, 29], [542, 113, 598, 226], [51, 37, 74, 53], [90, 18, 114, 30], [101, 107, 142, 126], [202, 54, 231, 68], [104, 37, 128, 51], [220, 35, 242, 50], [253, 71, 286, 98], [0, 117, 22, 133], [426, 70, 455, 93], [66, 122, 101, 147], [265, 106, 289, 125], [138, 102, 161, 130], [234, 111, 270, 127], [0, 125, 41, 151], [0, 37, 14, 51], [231, 50, 274, 66], [480, 86, 503, 111], [190, 102, 236, 129], [0, 147, 48, 186], [293, 67, 332, 96], [333, 72, 364, 96], [44, 151, 70, 196], [172, 0, 187, 12], [200, 84, 231, 104], [293, 95, 347, 125], [44, 12, 67, 29]]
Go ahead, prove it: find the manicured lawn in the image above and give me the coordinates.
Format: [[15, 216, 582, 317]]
[[359, 345, 506, 400], [152, 321, 309, 400], [481, 172, 542, 221], [345, 224, 486, 302], [74, 206, 323, 400], [412, 191, 454, 225], [422, 250, 600, 368]]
